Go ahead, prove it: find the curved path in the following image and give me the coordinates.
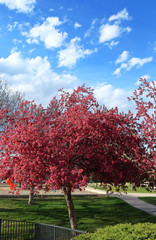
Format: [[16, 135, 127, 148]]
[[86, 186, 156, 216], [0, 185, 155, 216]]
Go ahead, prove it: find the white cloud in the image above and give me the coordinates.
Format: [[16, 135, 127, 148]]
[[113, 53, 153, 75], [7, 24, 13, 31], [13, 39, 22, 45], [25, 17, 67, 49], [0, 52, 26, 75], [127, 57, 153, 70], [105, 40, 119, 49], [74, 22, 82, 29], [124, 27, 131, 33], [99, 9, 131, 45], [99, 23, 120, 43], [10, 47, 19, 53], [113, 67, 121, 76], [113, 63, 127, 76], [115, 50, 129, 64], [99, 23, 131, 43], [7, 21, 19, 32], [59, 82, 135, 113], [0, 0, 36, 13], [108, 8, 132, 22], [0, 52, 137, 113], [58, 37, 97, 68], [49, 8, 54, 12], [84, 18, 97, 38], [93, 82, 134, 113], [136, 74, 151, 85], [0, 52, 78, 106]]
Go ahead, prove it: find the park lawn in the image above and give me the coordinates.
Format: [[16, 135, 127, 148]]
[[88, 183, 156, 194], [139, 197, 156, 206], [0, 196, 155, 232]]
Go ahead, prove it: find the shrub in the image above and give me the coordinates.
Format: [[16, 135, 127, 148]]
[[75, 223, 156, 240]]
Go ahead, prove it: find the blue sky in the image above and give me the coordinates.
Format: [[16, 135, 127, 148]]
[[0, 0, 155, 112]]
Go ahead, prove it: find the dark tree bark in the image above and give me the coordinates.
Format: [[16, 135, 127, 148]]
[[63, 187, 78, 230]]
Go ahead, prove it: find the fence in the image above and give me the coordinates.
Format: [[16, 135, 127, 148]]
[[35, 223, 86, 240], [0, 219, 35, 240], [0, 219, 86, 240]]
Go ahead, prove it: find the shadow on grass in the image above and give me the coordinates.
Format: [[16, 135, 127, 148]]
[[139, 197, 156, 206], [0, 196, 155, 232], [73, 196, 156, 231]]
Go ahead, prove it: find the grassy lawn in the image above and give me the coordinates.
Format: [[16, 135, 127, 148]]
[[88, 183, 156, 194], [139, 197, 156, 206], [0, 196, 155, 232]]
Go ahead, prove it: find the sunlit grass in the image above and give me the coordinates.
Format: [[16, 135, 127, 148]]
[[0, 196, 155, 232], [139, 197, 156, 206]]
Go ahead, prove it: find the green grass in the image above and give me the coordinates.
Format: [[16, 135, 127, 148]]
[[139, 197, 156, 206], [88, 183, 156, 194], [0, 196, 155, 232]]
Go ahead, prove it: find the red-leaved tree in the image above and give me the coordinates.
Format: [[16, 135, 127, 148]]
[[0, 85, 152, 229], [128, 78, 156, 184], [0, 101, 52, 204], [46, 85, 149, 229]]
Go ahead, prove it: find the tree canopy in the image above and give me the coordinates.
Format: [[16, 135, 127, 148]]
[[129, 78, 156, 183], [0, 84, 154, 229]]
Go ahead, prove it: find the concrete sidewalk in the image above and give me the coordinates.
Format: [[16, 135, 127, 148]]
[[0, 185, 156, 216], [0, 186, 98, 197], [86, 186, 156, 216]]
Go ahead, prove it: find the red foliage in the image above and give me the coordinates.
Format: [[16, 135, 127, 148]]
[[0, 84, 154, 229], [129, 78, 156, 181], [0, 85, 152, 192], [0, 102, 52, 192], [46, 85, 149, 191]]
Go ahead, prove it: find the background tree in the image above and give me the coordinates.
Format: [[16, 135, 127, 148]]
[[0, 78, 24, 131], [0, 101, 52, 204], [128, 78, 156, 185]]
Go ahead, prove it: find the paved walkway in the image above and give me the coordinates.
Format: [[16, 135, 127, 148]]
[[86, 186, 156, 216], [0, 185, 97, 196], [0, 185, 156, 216]]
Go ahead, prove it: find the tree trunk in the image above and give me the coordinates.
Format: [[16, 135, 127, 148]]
[[131, 183, 135, 190], [63, 188, 78, 230], [28, 187, 34, 205]]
